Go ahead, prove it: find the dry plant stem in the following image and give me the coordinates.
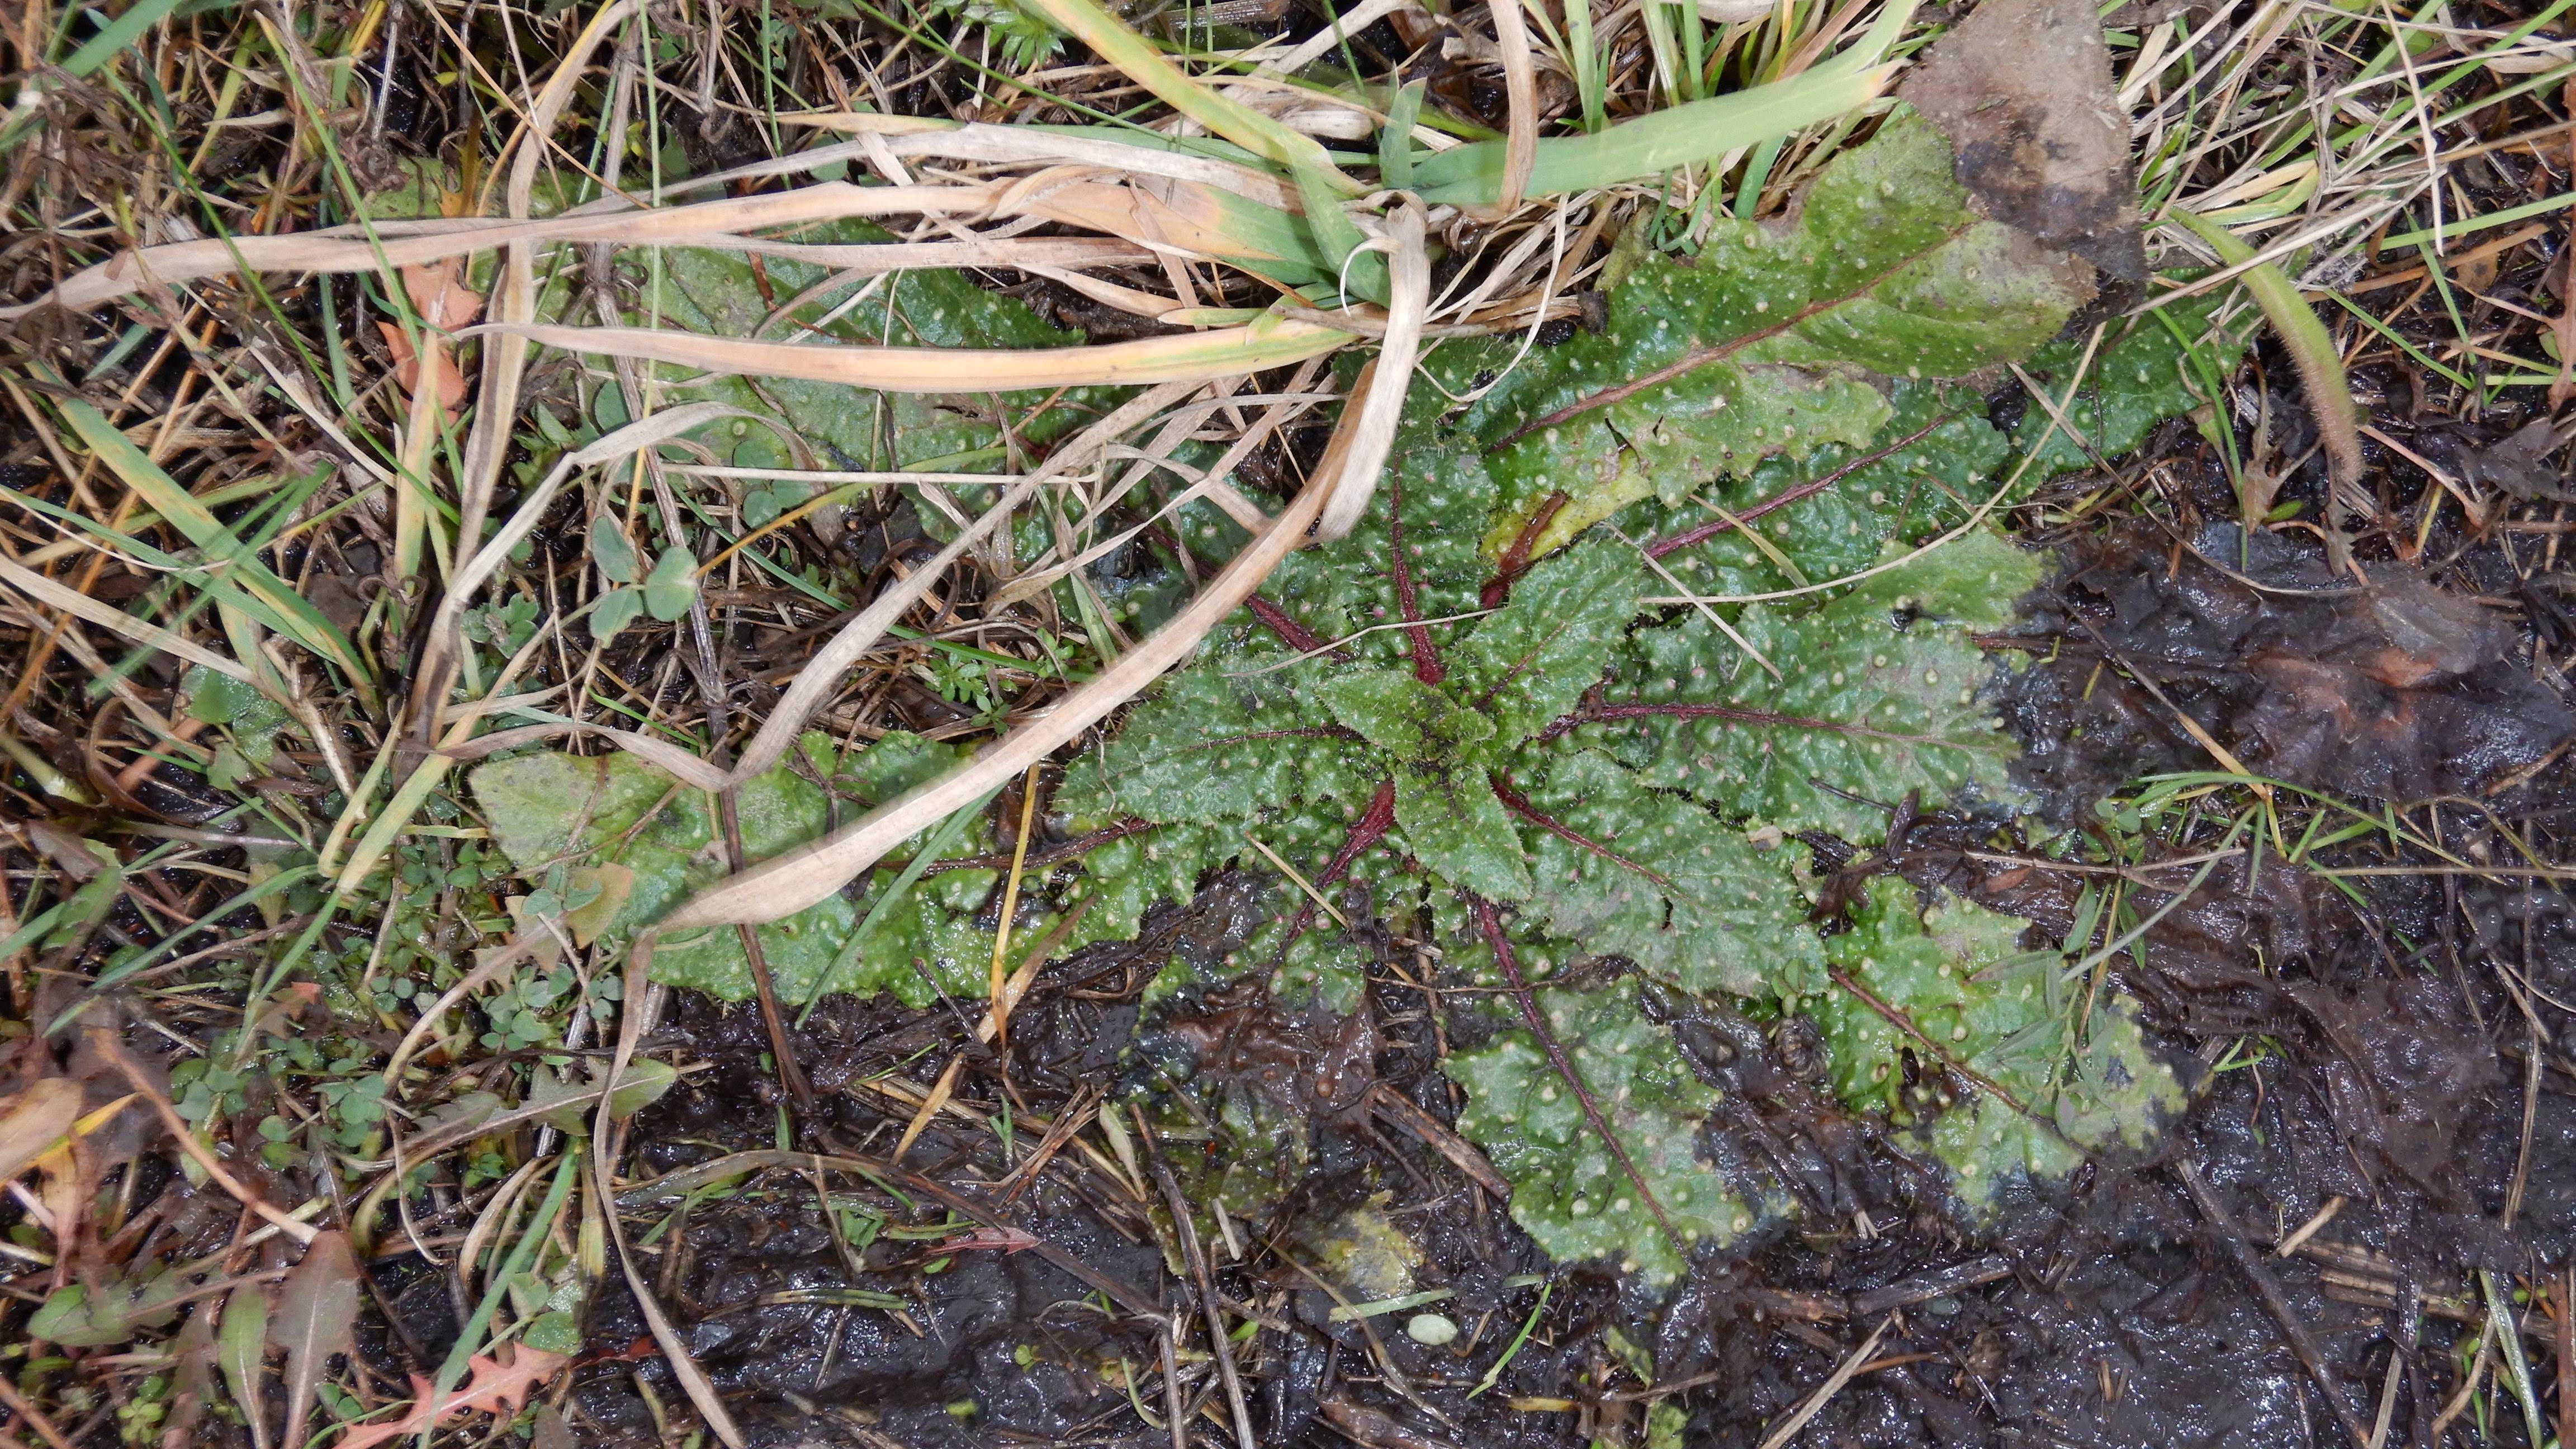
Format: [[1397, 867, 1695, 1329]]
[[88, 1028, 316, 1246], [1756, 1317, 1891, 1449], [1470, 894, 1686, 1259], [598, 945, 747, 1447], [1485, 0, 1540, 213], [654, 208, 1428, 931], [485, 319, 1351, 392], [454, 0, 637, 643], [455, 381, 1201, 793], [1150, 1157, 1258, 1449], [2174, 1160, 2373, 1449]]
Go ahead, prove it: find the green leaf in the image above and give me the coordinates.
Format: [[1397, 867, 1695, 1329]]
[[589, 587, 643, 643], [1590, 529, 2043, 841], [183, 667, 266, 726], [217, 1285, 268, 1438], [1505, 747, 1822, 997], [1817, 878, 2185, 1211], [1316, 670, 1493, 765], [589, 517, 640, 584], [30, 1273, 191, 1347], [523, 1310, 584, 1356], [1446, 981, 1746, 1286], [1458, 110, 2092, 556], [1393, 765, 1530, 902], [1446, 537, 1645, 747], [1066, 666, 1378, 823], [2011, 293, 2251, 479], [643, 548, 699, 622]]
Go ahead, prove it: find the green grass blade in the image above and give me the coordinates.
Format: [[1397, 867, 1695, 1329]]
[[1412, 2, 1910, 205], [45, 380, 379, 703]]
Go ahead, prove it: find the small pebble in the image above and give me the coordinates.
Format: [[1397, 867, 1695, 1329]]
[[1405, 1313, 1460, 1346]]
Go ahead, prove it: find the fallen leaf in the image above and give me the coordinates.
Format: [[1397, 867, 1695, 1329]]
[[335, 1346, 569, 1449], [378, 321, 472, 413], [0, 1078, 82, 1182], [268, 1230, 361, 1445], [401, 261, 483, 333], [1897, 0, 2147, 291]]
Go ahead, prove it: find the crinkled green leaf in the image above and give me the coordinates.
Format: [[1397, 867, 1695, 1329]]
[[2012, 293, 2253, 479], [1589, 529, 2044, 841], [1447, 537, 1646, 747], [1317, 670, 1494, 765], [1447, 982, 1745, 1285], [1817, 878, 2186, 1211], [1064, 666, 1377, 823], [1642, 382, 2011, 600], [1505, 747, 1822, 996], [1393, 765, 1530, 902], [1455, 110, 2089, 552]]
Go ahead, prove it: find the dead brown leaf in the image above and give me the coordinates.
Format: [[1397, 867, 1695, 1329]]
[[335, 1346, 569, 1449], [1897, 0, 2146, 292], [267, 1229, 361, 1442]]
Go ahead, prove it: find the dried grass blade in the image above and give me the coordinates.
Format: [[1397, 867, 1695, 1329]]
[[1012, 0, 1358, 189], [647, 212, 1428, 932], [6, 164, 981, 323], [1486, 0, 1539, 211], [473, 381, 1203, 794], [0, 555, 260, 685], [452, 0, 636, 658], [477, 315, 1346, 391]]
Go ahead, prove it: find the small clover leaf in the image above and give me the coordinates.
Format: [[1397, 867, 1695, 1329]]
[[589, 515, 640, 584], [643, 547, 699, 621]]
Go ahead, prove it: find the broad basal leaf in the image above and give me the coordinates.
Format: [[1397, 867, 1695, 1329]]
[[1317, 670, 1495, 765], [1815, 878, 2186, 1212], [1501, 746, 1822, 997], [1065, 666, 1376, 823], [1588, 529, 2043, 841], [475, 735, 1019, 1006], [1454, 110, 2092, 551], [1446, 537, 1647, 746], [1448, 981, 1746, 1286], [1393, 765, 1530, 902]]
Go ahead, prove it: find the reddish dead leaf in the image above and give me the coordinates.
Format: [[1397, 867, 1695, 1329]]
[[381, 261, 484, 411], [401, 261, 482, 332], [335, 1345, 569, 1449], [378, 323, 472, 413]]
